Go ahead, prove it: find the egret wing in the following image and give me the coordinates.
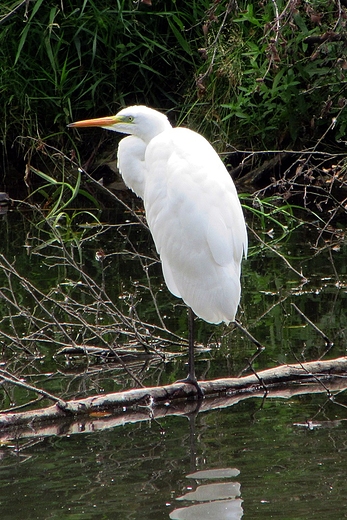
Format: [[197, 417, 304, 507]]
[[143, 127, 247, 324]]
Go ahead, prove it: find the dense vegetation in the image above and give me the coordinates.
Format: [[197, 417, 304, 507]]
[[1, 0, 346, 201]]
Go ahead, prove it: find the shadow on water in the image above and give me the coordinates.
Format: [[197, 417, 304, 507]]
[[0, 202, 347, 519]]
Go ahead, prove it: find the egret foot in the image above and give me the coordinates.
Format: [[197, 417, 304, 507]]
[[177, 376, 204, 399]]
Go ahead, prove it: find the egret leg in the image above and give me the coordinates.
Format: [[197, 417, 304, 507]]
[[188, 307, 196, 383], [177, 308, 204, 399]]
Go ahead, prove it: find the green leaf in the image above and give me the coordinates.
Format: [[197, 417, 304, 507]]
[[31, 167, 59, 185], [30, 0, 46, 19], [14, 24, 30, 65], [167, 17, 191, 55]]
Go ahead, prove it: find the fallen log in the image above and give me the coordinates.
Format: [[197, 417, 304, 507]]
[[0, 356, 346, 433]]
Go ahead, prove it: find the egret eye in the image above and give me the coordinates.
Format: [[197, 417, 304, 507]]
[[127, 116, 134, 122]]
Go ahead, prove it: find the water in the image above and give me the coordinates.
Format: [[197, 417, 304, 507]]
[[0, 396, 347, 519], [0, 205, 347, 519]]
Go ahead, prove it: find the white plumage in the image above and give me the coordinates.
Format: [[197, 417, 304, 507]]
[[143, 125, 247, 324]]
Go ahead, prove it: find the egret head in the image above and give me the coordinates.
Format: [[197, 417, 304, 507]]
[[68, 105, 172, 143]]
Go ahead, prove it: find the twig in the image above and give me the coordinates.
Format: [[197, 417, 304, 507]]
[[0, 0, 28, 26], [290, 355, 332, 397], [105, 343, 145, 388], [291, 303, 333, 346], [246, 362, 268, 396], [234, 320, 265, 352], [250, 229, 308, 281], [0, 370, 65, 406]]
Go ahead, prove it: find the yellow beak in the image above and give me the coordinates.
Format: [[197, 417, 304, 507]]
[[68, 115, 119, 128]]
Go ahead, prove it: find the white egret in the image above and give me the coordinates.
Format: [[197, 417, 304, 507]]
[[69, 106, 248, 396]]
